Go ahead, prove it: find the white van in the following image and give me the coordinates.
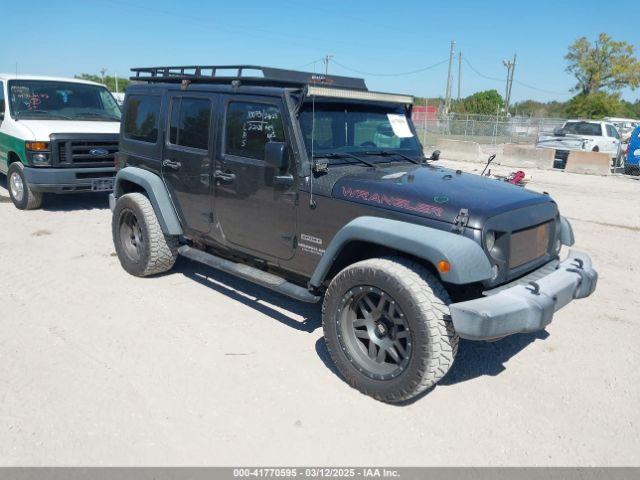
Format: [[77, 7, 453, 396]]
[[0, 74, 121, 209]]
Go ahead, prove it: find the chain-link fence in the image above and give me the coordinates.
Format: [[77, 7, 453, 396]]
[[412, 112, 567, 146]]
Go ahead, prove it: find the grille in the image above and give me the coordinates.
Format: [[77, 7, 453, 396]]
[[509, 222, 550, 269], [56, 140, 118, 167], [555, 149, 570, 161]]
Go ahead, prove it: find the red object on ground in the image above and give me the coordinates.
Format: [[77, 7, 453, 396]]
[[508, 170, 526, 185]]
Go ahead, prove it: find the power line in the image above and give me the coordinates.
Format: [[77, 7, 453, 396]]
[[463, 57, 505, 83], [464, 56, 572, 97], [331, 58, 449, 77], [513, 79, 572, 96]]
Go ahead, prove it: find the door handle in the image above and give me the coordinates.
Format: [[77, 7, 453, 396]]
[[214, 170, 236, 184], [163, 159, 182, 170]]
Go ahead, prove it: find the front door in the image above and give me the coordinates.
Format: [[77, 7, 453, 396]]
[[162, 93, 216, 234], [213, 96, 297, 260]]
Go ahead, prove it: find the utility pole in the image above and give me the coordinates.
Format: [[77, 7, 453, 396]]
[[457, 51, 462, 100], [115, 74, 119, 94], [100, 68, 107, 86], [444, 40, 455, 114], [323, 55, 333, 76], [502, 54, 516, 115]]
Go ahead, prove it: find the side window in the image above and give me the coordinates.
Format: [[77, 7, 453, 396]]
[[225, 102, 284, 160], [0, 81, 5, 118], [607, 125, 620, 139], [124, 95, 161, 143], [168, 97, 211, 150]]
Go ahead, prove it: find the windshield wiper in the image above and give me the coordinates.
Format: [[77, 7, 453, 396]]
[[363, 150, 420, 164], [15, 110, 73, 120], [73, 112, 121, 121], [313, 153, 376, 168]]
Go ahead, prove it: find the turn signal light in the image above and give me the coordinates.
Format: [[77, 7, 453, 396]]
[[26, 141, 49, 151], [438, 261, 451, 273]]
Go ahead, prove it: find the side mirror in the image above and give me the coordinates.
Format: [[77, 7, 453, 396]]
[[553, 127, 565, 136], [265, 142, 288, 170], [430, 150, 441, 161], [0, 100, 5, 121], [264, 141, 293, 187]]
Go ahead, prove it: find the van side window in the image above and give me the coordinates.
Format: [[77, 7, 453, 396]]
[[0, 81, 5, 116], [168, 97, 211, 150], [124, 95, 161, 143], [607, 125, 620, 139], [225, 102, 284, 160]]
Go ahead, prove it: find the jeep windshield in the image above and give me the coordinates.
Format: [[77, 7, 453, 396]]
[[299, 103, 422, 164], [9, 80, 121, 121]]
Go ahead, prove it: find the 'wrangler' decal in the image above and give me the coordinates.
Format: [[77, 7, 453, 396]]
[[341, 186, 444, 217]]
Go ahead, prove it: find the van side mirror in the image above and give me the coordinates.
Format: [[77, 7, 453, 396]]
[[0, 100, 5, 121], [265, 142, 288, 170]]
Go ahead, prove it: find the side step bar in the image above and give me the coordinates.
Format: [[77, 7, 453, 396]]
[[178, 245, 321, 303]]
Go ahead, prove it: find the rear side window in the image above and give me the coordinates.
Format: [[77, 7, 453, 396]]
[[168, 97, 211, 150], [124, 95, 161, 143], [606, 124, 620, 139], [0, 81, 5, 115], [563, 122, 602, 136], [225, 101, 284, 160]]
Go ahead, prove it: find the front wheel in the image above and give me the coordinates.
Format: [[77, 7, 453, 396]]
[[322, 257, 458, 403], [112, 192, 179, 277], [8, 162, 43, 210]]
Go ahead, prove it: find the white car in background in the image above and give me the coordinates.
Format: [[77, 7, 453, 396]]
[[536, 119, 622, 167]]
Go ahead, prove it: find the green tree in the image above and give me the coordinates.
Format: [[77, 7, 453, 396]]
[[563, 91, 623, 119], [565, 33, 640, 95], [75, 73, 131, 93], [453, 90, 504, 115]]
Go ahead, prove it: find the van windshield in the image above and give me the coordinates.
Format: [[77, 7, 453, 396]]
[[298, 103, 422, 160], [9, 80, 121, 121]]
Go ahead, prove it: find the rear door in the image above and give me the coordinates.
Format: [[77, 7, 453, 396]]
[[162, 92, 216, 235], [213, 95, 297, 260]]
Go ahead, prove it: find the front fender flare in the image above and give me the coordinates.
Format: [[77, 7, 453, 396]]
[[309, 216, 493, 287], [114, 167, 183, 235]]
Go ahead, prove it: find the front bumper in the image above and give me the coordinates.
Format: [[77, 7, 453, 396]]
[[23, 166, 116, 193], [449, 250, 597, 340]]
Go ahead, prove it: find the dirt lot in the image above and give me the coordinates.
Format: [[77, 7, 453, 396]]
[[1, 164, 639, 466]]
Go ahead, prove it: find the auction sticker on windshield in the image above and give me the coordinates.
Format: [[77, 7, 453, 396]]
[[387, 114, 414, 138]]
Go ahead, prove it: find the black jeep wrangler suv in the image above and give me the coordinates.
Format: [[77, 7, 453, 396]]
[[110, 65, 597, 403]]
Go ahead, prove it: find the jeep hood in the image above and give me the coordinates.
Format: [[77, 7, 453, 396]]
[[331, 164, 555, 228], [17, 120, 120, 141]]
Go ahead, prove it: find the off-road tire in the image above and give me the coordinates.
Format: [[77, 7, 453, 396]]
[[7, 162, 43, 210], [322, 257, 458, 403], [112, 192, 178, 277]]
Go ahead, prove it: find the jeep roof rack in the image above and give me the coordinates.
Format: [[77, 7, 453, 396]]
[[130, 65, 368, 91]]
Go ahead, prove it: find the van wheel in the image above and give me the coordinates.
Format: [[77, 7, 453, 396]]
[[112, 192, 178, 277], [8, 162, 43, 210], [322, 257, 458, 403]]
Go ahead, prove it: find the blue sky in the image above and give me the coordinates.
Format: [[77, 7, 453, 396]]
[[3, 0, 638, 103]]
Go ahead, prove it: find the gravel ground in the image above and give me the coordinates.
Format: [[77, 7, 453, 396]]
[[0, 164, 639, 466]]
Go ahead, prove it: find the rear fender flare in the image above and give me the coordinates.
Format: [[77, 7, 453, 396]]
[[114, 167, 183, 236], [309, 216, 493, 287]]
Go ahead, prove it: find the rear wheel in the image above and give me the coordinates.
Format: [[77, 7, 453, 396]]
[[112, 192, 178, 277], [322, 257, 458, 403], [8, 162, 43, 210]]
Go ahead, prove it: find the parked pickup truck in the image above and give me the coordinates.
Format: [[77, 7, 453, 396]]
[[536, 120, 622, 168], [0, 74, 120, 209]]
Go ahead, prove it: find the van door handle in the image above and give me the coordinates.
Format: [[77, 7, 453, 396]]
[[214, 170, 236, 184], [163, 159, 182, 170]]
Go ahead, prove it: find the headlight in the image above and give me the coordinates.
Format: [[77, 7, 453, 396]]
[[485, 230, 496, 252], [31, 153, 50, 166]]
